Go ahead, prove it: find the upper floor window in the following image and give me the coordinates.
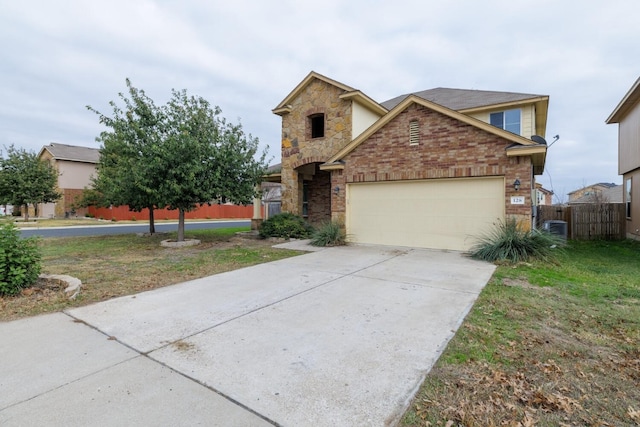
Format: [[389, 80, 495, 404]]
[[490, 109, 521, 135], [310, 114, 325, 138]]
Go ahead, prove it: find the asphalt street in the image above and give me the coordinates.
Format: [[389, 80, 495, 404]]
[[19, 220, 250, 238]]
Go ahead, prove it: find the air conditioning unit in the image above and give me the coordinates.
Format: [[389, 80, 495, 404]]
[[543, 220, 567, 241]]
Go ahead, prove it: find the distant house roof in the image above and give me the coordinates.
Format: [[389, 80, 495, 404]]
[[39, 143, 100, 163], [567, 182, 618, 196], [535, 183, 554, 195], [381, 87, 547, 111], [568, 184, 623, 204]]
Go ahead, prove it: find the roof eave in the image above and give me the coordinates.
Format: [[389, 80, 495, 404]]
[[339, 91, 388, 115], [458, 95, 549, 114], [262, 172, 282, 183], [606, 77, 640, 124], [272, 71, 356, 113], [319, 161, 345, 171], [506, 145, 547, 175]]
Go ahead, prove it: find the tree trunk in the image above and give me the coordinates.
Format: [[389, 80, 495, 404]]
[[23, 204, 29, 222], [148, 207, 156, 234], [177, 209, 185, 241]]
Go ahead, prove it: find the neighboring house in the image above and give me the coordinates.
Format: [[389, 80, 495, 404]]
[[567, 182, 618, 204], [38, 143, 100, 218], [265, 71, 549, 251], [606, 76, 640, 239], [567, 183, 622, 205], [535, 183, 554, 205]]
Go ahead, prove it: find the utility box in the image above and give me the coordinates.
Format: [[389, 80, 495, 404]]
[[543, 220, 568, 241]]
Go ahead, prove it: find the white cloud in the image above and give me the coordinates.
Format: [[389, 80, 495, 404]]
[[0, 0, 637, 194]]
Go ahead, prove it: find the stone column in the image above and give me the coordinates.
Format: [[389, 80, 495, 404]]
[[281, 168, 300, 215], [251, 184, 263, 230]]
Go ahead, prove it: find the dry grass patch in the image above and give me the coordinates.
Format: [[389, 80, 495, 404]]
[[0, 227, 301, 321], [402, 240, 640, 427]]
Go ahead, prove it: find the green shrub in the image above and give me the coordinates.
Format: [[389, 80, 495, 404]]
[[259, 213, 313, 239], [310, 221, 346, 246], [0, 223, 42, 296], [469, 218, 563, 263]]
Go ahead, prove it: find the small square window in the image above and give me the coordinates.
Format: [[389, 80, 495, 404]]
[[310, 114, 324, 138]]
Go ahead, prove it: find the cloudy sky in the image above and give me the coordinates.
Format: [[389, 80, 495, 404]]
[[1, 0, 638, 202]]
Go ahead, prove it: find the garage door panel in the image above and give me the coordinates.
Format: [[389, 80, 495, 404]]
[[347, 178, 504, 251]]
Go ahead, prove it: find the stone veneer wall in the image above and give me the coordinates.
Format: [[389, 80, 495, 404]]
[[332, 103, 535, 228], [279, 79, 353, 215]]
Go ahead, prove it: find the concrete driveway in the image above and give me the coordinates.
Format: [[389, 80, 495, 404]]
[[0, 242, 495, 426]]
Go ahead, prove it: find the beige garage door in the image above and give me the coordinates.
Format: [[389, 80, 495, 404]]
[[347, 177, 505, 251]]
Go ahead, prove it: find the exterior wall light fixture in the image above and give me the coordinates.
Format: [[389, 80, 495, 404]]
[[513, 179, 521, 191], [333, 186, 340, 196]]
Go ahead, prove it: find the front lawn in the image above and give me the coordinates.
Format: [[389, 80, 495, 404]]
[[0, 227, 301, 320], [402, 240, 640, 426]]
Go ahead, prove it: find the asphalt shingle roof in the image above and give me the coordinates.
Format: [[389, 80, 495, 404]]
[[42, 143, 100, 163], [381, 88, 545, 111]]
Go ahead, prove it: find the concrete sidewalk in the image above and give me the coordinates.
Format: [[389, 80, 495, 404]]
[[0, 243, 495, 426]]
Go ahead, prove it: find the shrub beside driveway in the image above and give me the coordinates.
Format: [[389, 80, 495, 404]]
[[402, 240, 640, 426]]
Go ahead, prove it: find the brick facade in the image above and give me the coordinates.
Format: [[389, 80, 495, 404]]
[[331, 103, 533, 228]]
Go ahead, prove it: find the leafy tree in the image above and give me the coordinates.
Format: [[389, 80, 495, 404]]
[[88, 79, 164, 233], [157, 88, 268, 241], [0, 145, 60, 222], [89, 80, 269, 241]]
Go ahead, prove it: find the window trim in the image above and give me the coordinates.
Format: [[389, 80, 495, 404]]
[[489, 108, 521, 135]]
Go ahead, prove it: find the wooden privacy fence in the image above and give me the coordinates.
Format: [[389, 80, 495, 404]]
[[536, 204, 626, 240]]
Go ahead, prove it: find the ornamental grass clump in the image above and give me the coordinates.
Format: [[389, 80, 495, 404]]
[[310, 221, 346, 247], [0, 223, 42, 296], [469, 218, 563, 263]]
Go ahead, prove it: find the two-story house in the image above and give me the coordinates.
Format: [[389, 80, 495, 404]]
[[38, 143, 100, 218], [267, 71, 549, 251], [606, 76, 640, 239]]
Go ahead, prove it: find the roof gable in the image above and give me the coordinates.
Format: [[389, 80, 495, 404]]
[[38, 143, 100, 163], [272, 71, 355, 115], [272, 71, 386, 116], [326, 95, 542, 164], [606, 76, 640, 123]]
